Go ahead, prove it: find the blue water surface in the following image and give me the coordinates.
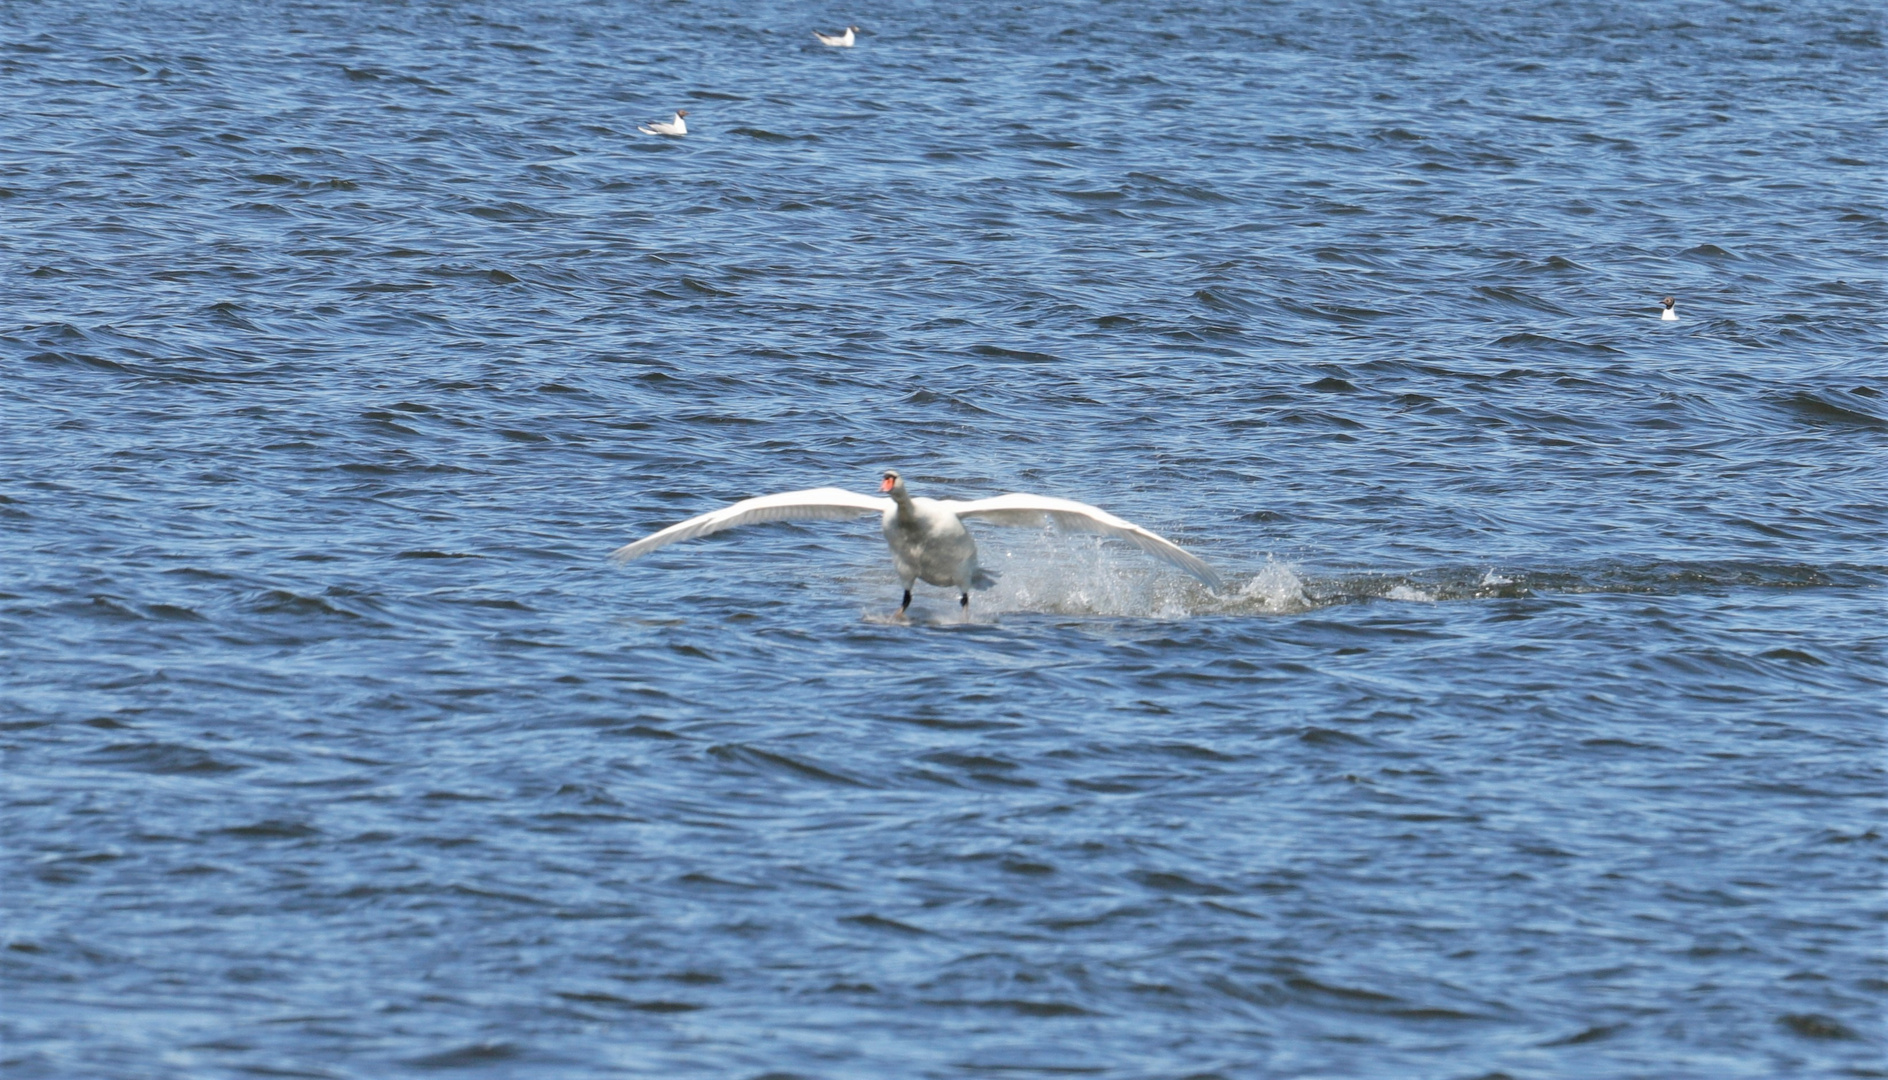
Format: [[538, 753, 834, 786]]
[[3, 1, 1884, 1077]]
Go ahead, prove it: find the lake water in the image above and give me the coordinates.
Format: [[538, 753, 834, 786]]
[[2, 1, 1884, 1077]]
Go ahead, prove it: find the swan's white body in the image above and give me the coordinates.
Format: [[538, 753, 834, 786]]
[[611, 471, 1223, 617], [814, 26, 858, 47], [1660, 297, 1678, 321], [639, 111, 688, 137]]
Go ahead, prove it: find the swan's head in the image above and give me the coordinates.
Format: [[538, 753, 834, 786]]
[[880, 470, 903, 495]]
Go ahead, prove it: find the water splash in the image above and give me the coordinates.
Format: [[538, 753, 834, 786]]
[[973, 531, 1204, 618], [859, 547, 1875, 624], [1233, 558, 1314, 614]]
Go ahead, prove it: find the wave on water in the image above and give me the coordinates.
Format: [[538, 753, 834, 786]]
[[879, 533, 1879, 622]]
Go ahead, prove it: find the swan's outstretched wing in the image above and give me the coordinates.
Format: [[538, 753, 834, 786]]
[[611, 488, 890, 563], [944, 493, 1225, 592]]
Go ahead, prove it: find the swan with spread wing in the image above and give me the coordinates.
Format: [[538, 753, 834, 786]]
[[611, 470, 1225, 619]]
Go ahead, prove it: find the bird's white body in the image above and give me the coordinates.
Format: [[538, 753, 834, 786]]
[[814, 26, 857, 47], [611, 472, 1223, 618], [639, 111, 687, 137], [1660, 297, 1678, 321], [881, 487, 991, 593]]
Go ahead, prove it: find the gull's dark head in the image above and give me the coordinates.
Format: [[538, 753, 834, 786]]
[[1661, 296, 1675, 308], [676, 109, 689, 118]]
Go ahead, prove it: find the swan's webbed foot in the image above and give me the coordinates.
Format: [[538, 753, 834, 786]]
[[888, 589, 911, 623]]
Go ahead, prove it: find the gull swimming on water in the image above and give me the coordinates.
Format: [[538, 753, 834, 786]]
[[639, 110, 688, 137], [1660, 296, 1678, 321], [611, 470, 1225, 621], [814, 25, 859, 47]]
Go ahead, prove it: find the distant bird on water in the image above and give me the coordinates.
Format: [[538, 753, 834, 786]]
[[639, 110, 688, 137], [814, 25, 859, 47], [1660, 296, 1678, 321], [610, 470, 1225, 621]]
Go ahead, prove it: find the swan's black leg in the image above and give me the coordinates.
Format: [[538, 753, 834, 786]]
[[900, 589, 912, 615], [960, 591, 970, 622]]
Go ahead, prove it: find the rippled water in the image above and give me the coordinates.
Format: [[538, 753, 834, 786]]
[[4, 1, 1885, 1077]]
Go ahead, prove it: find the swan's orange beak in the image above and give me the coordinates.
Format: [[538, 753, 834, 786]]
[[879, 476, 895, 492]]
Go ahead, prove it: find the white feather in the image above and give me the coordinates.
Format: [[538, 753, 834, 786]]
[[943, 493, 1225, 591], [610, 488, 887, 562], [611, 474, 1226, 614]]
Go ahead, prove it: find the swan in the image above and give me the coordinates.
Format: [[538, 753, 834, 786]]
[[611, 470, 1224, 620], [1660, 296, 1678, 321], [814, 25, 859, 47], [639, 110, 688, 137]]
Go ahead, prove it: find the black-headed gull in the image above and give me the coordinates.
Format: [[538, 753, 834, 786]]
[[814, 25, 859, 47], [611, 470, 1224, 620], [1660, 296, 1678, 321], [638, 110, 688, 137]]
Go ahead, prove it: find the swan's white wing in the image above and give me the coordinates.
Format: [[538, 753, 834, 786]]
[[945, 493, 1225, 592], [611, 488, 890, 563]]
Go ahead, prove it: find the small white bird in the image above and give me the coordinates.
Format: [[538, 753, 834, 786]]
[[1660, 296, 1678, 321], [638, 110, 688, 137], [814, 25, 859, 47], [611, 470, 1224, 620]]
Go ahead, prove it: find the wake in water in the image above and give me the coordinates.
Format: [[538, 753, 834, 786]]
[[865, 531, 1877, 622]]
